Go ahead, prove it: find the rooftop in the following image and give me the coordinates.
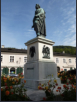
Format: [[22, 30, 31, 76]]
[[1, 48, 27, 53], [53, 52, 76, 57], [1, 48, 76, 57]]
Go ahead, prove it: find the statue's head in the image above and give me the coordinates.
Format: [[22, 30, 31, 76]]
[[35, 4, 40, 9]]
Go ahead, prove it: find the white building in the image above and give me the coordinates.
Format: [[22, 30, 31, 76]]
[[1, 47, 76, 75], [1, 48, 27, 75], [53, 52, 76, 72]]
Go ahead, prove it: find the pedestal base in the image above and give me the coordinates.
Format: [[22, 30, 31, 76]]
[[24, 37, 61, 89], [23, 61, 61, 89], [23, 78, 61, 89]]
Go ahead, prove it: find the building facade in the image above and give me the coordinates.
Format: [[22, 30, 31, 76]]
[[1, 48, 76, 75], [53, 52, 76, 72], [1, 48, 27, 75]]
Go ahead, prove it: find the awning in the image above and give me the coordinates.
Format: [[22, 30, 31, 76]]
[[63, 65, 74, 68]]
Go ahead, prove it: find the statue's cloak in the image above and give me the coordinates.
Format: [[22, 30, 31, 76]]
[[40, 17, 46, 36], [33, 11, 46, 37]]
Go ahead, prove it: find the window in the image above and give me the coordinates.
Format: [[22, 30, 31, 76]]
[[56, 58, 59, 63], [63, 59, 66, 63], [24, 57, 27, 62], [1, 56, 3, 62], [10, 56, 14, 62], [69, 59, 71, 63], [19, 57, 21, 62]]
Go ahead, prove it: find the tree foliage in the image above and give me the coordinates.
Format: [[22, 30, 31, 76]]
[[53, 46, 76, 55]]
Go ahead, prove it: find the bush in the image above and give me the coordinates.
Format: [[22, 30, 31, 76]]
[[66, 69, 76, 75], [61, 84, 76, 101], [1, 73, 31, 101], [1, 76, 21, 86], [38, 74, 76, 101], [58, 71, 76, 84], [38, 74, 59, 101]]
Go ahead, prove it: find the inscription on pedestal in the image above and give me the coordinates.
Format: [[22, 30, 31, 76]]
[[27, 68, 34, 70], [27, 68, 34, 79]]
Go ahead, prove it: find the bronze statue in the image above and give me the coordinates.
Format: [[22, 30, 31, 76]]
[[32, 4, 46, 37]]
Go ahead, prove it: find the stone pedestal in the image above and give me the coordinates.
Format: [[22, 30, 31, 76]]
[[24, 36, 61, 89]]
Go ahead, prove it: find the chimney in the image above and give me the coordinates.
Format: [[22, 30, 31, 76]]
[[1, 45, 5, 48], [63, 51, 65, 54]]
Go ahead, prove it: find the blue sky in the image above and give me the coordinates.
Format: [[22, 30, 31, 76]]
[[1, 0, 76, 49]]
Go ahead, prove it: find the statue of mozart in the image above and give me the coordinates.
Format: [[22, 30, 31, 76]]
[[32, 4, 46, 37]]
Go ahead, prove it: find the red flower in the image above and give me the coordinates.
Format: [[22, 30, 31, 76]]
[[21, 73, 23, 75], [66, 83, 69, 85], [63, 85, 66, 88], [61, 94, 64, 97], [16, 80, 18, 82], [1, 88, 3, 91], [56, 83, 58, 86], [5, 86, 8, 90], [67, 87, 69, 89], [11, 92, 14, 95], [39, 86, 43, 90], [24, 80, 26, 83], [48, 82, 49, 85], [10, 86, 13, 89], [38, 86, 43, 90], [71, 78, 73, 80], [39, 83, 41, 85], [57, 87, 61, 89], [56, 90, 58, 92], [5, 91, 10, 96], [71, 84, 74, 88], [43, 97, 46, 100], [5, 83, 7, 86]]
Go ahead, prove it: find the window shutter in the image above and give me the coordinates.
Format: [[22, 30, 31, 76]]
[[17, 67, 23, 74]]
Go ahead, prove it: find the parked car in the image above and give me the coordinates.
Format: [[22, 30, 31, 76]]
[[9, 73, 18, 77]]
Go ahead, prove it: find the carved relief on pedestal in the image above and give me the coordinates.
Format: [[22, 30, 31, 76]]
[[29, 46, 36, 57], [42, 45, 50, 59]]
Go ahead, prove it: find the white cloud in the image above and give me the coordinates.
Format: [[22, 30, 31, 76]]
[[63, 34, 76, 46], [46, 0, 56, 11], [62, 6, 76, 22], [68, 24, 76, 33], [60, 4, 76, 47]]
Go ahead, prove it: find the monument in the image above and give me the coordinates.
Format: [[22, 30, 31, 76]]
[[32, 4, 46, 37], [24, 4, 61, 89]]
